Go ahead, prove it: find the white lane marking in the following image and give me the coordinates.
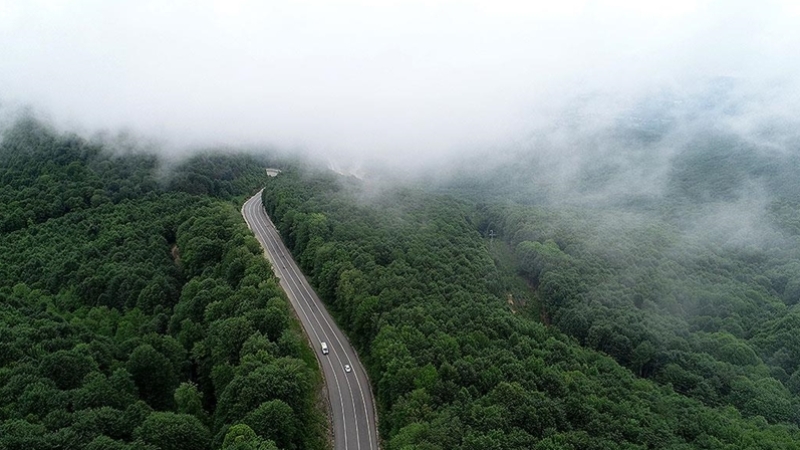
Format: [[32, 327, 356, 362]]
[[251, 200, 360, 449], [266, 208, 376, 450], [247, 193, 378, 450], [246, 197, 349, 449], [243, 195, 349, 449]]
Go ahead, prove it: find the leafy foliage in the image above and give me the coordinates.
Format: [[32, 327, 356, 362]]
[[0, 118, 324, 450], [471, 130, 800, 426], [263, 166, 800, 449]]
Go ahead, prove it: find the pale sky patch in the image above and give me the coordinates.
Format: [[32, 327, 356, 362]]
[[0, 0, 797, 167]]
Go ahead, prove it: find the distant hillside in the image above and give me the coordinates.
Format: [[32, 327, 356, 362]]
[[440, 88, 800, 428]]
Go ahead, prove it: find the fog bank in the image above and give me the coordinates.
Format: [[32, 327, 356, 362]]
[[1, 0, 799, 169]]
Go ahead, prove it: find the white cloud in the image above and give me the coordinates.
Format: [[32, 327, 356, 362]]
[[0, 0, 797, 166]]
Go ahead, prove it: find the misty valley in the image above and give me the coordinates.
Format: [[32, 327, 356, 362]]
[[2, 90, 800, 450]]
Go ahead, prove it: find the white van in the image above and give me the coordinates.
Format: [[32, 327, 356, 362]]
[[321, 342, 329, 355]]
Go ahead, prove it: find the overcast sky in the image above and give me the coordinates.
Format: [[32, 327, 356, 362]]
[[1, 0, 798, 166]]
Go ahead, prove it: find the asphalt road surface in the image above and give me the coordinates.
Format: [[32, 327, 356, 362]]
[[242, 191, 379, 450]]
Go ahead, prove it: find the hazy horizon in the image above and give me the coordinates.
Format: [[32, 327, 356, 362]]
[[2, 0, 799, 170]]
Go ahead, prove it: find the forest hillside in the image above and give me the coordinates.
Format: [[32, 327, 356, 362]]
[[0, 118, 326, 450], [457, 88, 800, 426], [261, 157, 800, 449]]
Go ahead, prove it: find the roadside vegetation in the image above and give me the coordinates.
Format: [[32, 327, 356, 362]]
[[0, 118, 327, 450]]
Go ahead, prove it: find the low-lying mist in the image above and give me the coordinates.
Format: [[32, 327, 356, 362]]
[[427, 77, 800, 257], [2, 1, 799, 253]]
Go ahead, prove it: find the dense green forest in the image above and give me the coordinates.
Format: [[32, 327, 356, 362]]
[[5, 105, 800, 450], [261, 161, 800, 448], [0, 118, 326, 450], [466, 128, 800, 425]]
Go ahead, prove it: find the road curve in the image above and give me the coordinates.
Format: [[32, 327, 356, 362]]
[[242, 191, 379, 450]]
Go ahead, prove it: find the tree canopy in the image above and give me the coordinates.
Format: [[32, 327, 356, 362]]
[[261, 162, 800, 449], [0, 118, 325, 450]]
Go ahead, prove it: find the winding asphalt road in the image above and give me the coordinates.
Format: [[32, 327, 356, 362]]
[[242, 191, 379, 450]]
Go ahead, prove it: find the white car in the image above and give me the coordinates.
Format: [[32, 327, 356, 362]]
[[344, 364, 352, 373]]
